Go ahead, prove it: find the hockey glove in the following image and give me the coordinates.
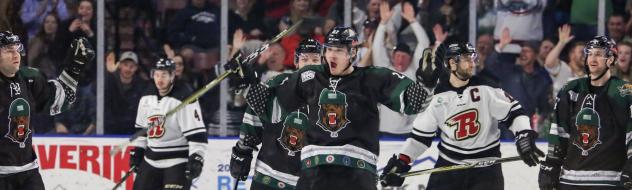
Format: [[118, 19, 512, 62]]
[[230, 144, 253, 181], [225, 52, 260, 90], [515, 130, 544, 167], [380, 154, 412, 187], [64, 37, 95, 79], [129, 147, 145, 172], [186, 153, 204, 180], [416, 43, 447, 88], [538, 157, 561, 190], [621, 157, 632, 189]]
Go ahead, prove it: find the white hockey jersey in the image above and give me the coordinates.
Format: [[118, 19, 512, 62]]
[[401, 77, 531, 164], [134, 84, 208, 168]]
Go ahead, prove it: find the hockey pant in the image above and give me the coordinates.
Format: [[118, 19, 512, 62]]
[[0, 168, 44, 190], [426, 156, 503, 190], [295, 165, 377, 190], [133, 161, 191, 190]]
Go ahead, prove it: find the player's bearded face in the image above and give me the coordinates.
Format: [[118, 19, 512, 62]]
[[325, 46, 354, 76], [0, 44, 22, 76], [153, 70, 173, 91], [297, 53, 321, 69], [585, 48, 611, 78], [453, 54, 476, 79]]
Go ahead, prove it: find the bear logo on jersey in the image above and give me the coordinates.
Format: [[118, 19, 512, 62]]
[[572, 95, 601, 156], [278, 111, 308, 156], [317, 89, 350, 138], [147, 115, 166, 138], [5, 98, 31, 148]]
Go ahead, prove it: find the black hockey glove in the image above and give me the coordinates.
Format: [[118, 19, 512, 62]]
[[225, 52, 260, 89], [538, 157, 561, 190], [129, 147, 145, 172], [64, 37, 95, 79], [230, 144, 253, 181], [380, 155, 411, 187], [416, 43, 446, 88], [515, 130, 544, 167], [620, 157, 632, 189], [185, 153, 204, 180]]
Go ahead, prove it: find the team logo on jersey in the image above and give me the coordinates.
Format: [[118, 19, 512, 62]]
[[146, 115, 166, 138], [618, 84, 632, 96], [277, 111, 309, 156], [572, 95, 602, 156], [445, 109, 481, 141], [5, 98, 31, 148], [316, 89, 350, 138]]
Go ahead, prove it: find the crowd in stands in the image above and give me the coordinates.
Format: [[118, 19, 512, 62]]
[[3, 0, 632, 139]]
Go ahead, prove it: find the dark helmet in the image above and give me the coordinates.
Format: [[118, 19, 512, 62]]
[[324, 26, 357, 47], [446, 42, 477, 63], [0, 31, 24, 54], [584, 35, 618, 58], [0, 31, 21, 47], [153, 58, 175, 72], [296, 38, 322, 55]]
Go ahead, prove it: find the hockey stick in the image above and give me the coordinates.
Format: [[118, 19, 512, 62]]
[[111, 166, 135, 190], [397, 156, 522, 178], [109, 20, 303, 156]]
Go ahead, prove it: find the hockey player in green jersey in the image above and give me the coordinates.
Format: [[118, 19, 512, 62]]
[[229, 38, 322, 190], [539, 36, 632, 190], [226, 26, 444, 189], [0, 31, 94, 190]]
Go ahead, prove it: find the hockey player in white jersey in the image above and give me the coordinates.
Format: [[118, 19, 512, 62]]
[[380, 43, 543, 190], [130, 58, 208, 190]]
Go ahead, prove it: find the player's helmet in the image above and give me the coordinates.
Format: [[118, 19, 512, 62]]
[[0, 31, 24, 54], [446, 42, 477, 64], [324, 26, 357, 48], [584, 35, 617, 58], [154, 58, 176, 72], [296, 38, 322, 55]]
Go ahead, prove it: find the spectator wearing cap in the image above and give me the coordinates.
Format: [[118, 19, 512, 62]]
[[490, 35, 553, 137], [104, 51, 149, 134], [372, 2, 430, 136]]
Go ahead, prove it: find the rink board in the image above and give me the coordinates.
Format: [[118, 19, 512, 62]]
[[31, 136, 544, 190]]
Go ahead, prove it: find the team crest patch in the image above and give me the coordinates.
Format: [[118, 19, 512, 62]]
[[618, 84, 632, 96], [146, 115, 166, 138], [317, 89, 350, 137], [277, 111, 309, 156], [357, 160, 366, 169], [572, 94, 602, 156], [301, 71, 315, 82], [5, 98, 32, 148]]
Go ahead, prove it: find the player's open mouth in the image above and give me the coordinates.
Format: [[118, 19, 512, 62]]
[[330, 62, 337, 69], [289, 135, 298, 145]]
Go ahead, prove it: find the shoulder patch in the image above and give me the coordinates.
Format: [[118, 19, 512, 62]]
[[301, 71, 315, 82], [618, 84, 632, 97]]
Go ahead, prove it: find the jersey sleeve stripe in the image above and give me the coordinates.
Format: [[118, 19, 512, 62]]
[[135, 123, 145, 128], [412, 129, 436, 137], [550, 123, 570, 138], [410, 134, 433, 147], [185, 132, 208, 143], [183, 128, 207, 136], [243, 112, 263, 127]]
